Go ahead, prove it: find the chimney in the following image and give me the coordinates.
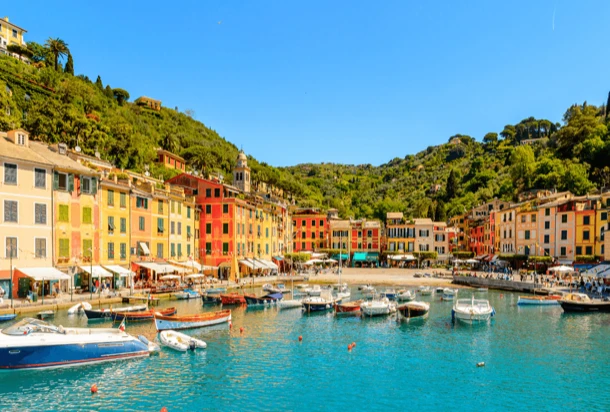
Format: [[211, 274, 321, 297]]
[[3, 17, 9, 23]]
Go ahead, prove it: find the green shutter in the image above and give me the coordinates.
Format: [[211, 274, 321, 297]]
[[68, 174, 75, 192], [91, 177, 98, 195], [53, 171, 59, 190]]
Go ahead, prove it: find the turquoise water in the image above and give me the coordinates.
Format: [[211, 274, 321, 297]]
[[1, 288, 610, 412]]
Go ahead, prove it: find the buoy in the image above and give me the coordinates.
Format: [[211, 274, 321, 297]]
[[298, 335, 303, 342], [477, 362, 485, 367], [160, 408, 168, 412], [90, 384, 98, 394], [500, 294, 504, 299], [240, 327, 244, 333], [348, 344, 352, 351], [229, 321, 233, 329], [352, 342, 356, 347]]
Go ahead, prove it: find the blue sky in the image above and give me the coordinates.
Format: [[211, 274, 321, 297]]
[[6, 1, 610, 166]]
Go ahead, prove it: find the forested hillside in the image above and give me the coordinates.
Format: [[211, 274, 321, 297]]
[[1, 41, 609, 222]]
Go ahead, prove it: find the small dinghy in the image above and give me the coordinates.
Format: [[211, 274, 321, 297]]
[[159, 330, 207, 352], [277, 299, 303, 310], [0, 313, 17, 322], [37, 310, 54, 320], [67, 302, 92, 315]]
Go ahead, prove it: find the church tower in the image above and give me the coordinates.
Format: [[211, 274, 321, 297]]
[[233, 150, 251, 193]]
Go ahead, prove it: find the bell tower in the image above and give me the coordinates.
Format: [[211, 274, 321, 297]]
[[233, 150, 251, 193]]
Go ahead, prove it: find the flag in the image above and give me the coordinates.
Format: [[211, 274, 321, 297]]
[[118, 318, 126, 332]]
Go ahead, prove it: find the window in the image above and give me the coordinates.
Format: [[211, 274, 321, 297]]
[[58, 204, 69, 222], [108, 242, 115, 259], [312, 232, 316, 239], [576, 246, 582, 255], [560, 247, 566, 256], [320, 220, 324, 226], [301, 232, 306, 239], [158, 218, 165, 234], [120, 243, 127, 259], [136, 197, 149, 209], [35, 238, 46, 258], [12, 29, 17, 38], [171, 221, 175, 235], [139, 216, 145, 231], [157, 244, 164, 258], [205, 242, 212, 254], [187, 206, 191, 219], [561, 230, 567, 241], [108, 216, 115, 232], [107, 190, 115, 206], [178, 223, 182, 235], [34, 168, 46, 188], [531, 214, 536, 223], [206, 188, 212, 198], [544, 221, 550, 230], [4, 163, 16, 185], [81, 176, 96, 194], [120, 192, 127, 208], [54, 172, 72, 191], [59, 239, 70, 258], [419, 244, 430, 252], [312, 220, 316, 227], [544, 248, 550, 256], [544, 234, 549, 243], [222, 204, 228, 214], [120, 217, 127, 233], [368, 230, 372, 237], [171, 201, 175, 214], [206, 223, 212, 234], [187, 244, 191, 258], [583, 216, 590, 225], [545, 208, 550, 216], [83, 239, 92, 258], [82, 207, 92, 224], [525, 230, 530, 240], [177, 243, 182, 257], [583, 230, 590, 241], [561, 214, 567, 224], [302, 220, 306, 227], [205, 205, 211, 214], [586, 246, 593, 255], [222, 242, 229, 254], [158, 200, 164, 214], [171, 243, 176, 257], [178, 202, 181, 214], [5, 237, 17, 258], [301, 242, 305, 250], [4, 200, 17, 222], [223, 223, 229, 234], [214, 188, 220, 197], [521, 215, 526, 223], [602, 212, 608, 221]]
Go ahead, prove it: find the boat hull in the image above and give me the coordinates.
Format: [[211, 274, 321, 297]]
[[202, 295, 222, 305], [559, 301, 610, 312], [0, 341, 149, 370], [220, 294, 246, 305], [0, 314, 17, 322], [302, 302, 333, 312], [277, 300, 302, 309], [111, 307, 177, 322], [518, 296, 561, 306], [397, 303, 429, 319], [335, 300, 362, 313], [453, 311, 492, 323], [154, 310, 232, 331]]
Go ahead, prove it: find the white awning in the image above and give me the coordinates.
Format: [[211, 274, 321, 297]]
[[239, 259, 256, 269], [160, 274, 181, 280], [169, 260, 202, 272], [17, 267, 70, 281], [134, 261, 169, 273], [139, 242, 150, 255], [79, 265, 113, 278], [185, 274, 205, 279], [157, 264, 189, 274], [103, 265, 134, 277], [254, 258, 278, 270]]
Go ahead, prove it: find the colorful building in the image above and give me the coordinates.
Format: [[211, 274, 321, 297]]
[[291, 208, 327, 253], [385, 212, 415, 253], [574, 197, 596, 258], [0, 16, 27, 61], [596, 194, 609, 257], [0, 130, 54, 298], [135, 97, 162, 111], [497, 206, 516, 254], [515, 204, 540, 256], [157, 149, 186, 172]]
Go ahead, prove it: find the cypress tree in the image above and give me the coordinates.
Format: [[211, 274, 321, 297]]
[[446, 169, 458, 200], [95, 75, 103, 90], [64, 53, 74, 75], [606, 91, 610, 120], [104, 85, 114, 99]]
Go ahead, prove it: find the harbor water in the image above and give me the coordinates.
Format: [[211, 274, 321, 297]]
[[1, 288, 610, 411]]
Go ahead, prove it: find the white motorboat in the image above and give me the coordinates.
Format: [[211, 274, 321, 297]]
[[435, 287, 445, 294], [360, 298, 396, 317], [174, 289, 201, 300], [419, 286, 432, 296], [262, 283, 282, 294], [302, 293, 337, 312], [452, 296, 495, 323], [159, 330, 207, 352], [397, 301, 430, 320], [442, 288, 458, 300], [67, 302, 92, 315], [0, 318, 155, 370], [307, 285, 322, 297], [359, 284, 375, 292], [277, 299, 303, 310], [296, 284, 310, 290], [396, 290, 415, 302]]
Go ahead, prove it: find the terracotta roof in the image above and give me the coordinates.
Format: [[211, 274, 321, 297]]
[[0, 136, 52, 166], [386, 212, 403, 220], [413, 218, 433, 225], [29, 141, 97, 175]]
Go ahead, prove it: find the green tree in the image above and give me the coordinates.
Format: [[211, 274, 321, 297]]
[[509, 145, 535, 190], [563, 162, 594, 195], [44, 38, 70, 71], [64, 53, 74, 75], [446, 169, 459, 200], [483, 132, 498, 145], [104, 85, 114, 99], [0, 81, 21, 130], [26, 41, 52, 64], [95, 75, 103, 90], [606, 92, 610, 120], [7, 44, 32, 60], [112, 88, 130, 105]]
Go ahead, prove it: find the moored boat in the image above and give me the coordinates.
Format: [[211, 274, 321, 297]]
[[442, 288, 458, 300], [67, 302, 92, 315], [307, 285, 322, 297], [396, 289, 415, 302], [36, 310, 54, 320], [244, 293, 283, 306], [84, 305, 148, 321], [302, 295, 336, 312], [397, 301, 430, 319], [111, 307, 177, 322], [435, 287, 445, 294], [154, 310, 232, 331], [0, 318, 153, 370], [277, 299, 303, 310], [517, 295, 562, 306], [559, 293, 610, 312], [262, 283, 281, 294], [419, 286, 432, 296], [159, 330, 207, 352], [202, 294, 222, 305], [335, 300, 362, 314], [276, 284, 291, 294], [379, 288, 397, 300], [452, 296, 495, 323], [0, 314, 17, 322], [361, 298, 396, 317], [175, 289, 201, 300], [205, 287, 227, 294], [220, 293, 246, 305]]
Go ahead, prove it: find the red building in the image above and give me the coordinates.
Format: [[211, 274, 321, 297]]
[[469, 222, 486, 257], [291, 208, 328, 252]]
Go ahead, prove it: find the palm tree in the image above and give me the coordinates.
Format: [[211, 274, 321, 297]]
[[44, 38, 69, 71]]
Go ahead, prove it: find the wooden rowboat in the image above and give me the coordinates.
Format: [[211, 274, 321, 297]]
[[154, 310, 232, 331], [112, 307, 177, 322], [517, 295, 562, 306], [220, 293, 246, 305], [335, 300, 362, 314]]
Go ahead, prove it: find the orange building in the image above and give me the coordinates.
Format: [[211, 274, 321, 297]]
[[157, 149, 186, 172]]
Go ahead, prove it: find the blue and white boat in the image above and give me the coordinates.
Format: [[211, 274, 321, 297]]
[[0, 314, 17, 322], [0, 318, 157, 370], [175, 289, 201, 300]]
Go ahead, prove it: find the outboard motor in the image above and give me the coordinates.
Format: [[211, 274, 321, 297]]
[[189, 340, 197, 351]]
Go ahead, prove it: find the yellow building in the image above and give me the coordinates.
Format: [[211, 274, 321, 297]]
[[99, 176, 131, 273], [152, 188, 169, 261], [0, 16, 27, 55], [596, 194, 609, 257], [168, 186, 197, 264], [574, 197, 596, 258], [0, 130, 54, 298]]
